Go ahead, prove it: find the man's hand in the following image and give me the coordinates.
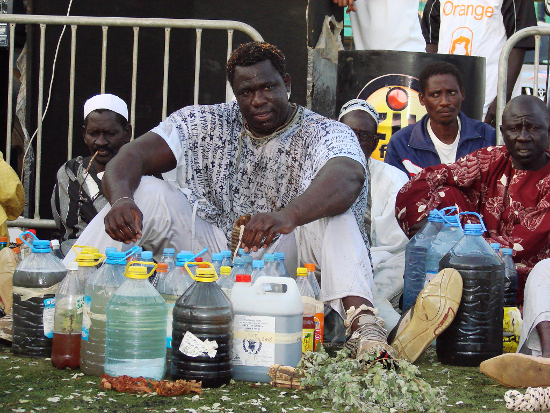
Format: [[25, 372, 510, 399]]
[[240, 211, 297, 252], [484, 97, 497, 127], [104, 198, 143, 244], [333, 0, 356, 12]]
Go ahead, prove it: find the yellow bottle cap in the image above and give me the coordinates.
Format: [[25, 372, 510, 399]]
[[297, 267, 307, 277], [75, 253, 98, 266], [220, 266, 231, 276], [126, 266, 149, 279], [195, 268, 217, 282]]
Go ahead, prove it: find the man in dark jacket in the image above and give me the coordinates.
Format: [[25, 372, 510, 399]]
[[384, 62, 495, 178]]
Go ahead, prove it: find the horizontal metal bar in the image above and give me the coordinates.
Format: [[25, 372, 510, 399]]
[[0, 15, 264, 41], [7, 218, 57, 229]]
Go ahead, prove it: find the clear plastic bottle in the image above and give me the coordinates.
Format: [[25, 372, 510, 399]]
[[128, 246, 142, 263], [424, 215, 464, 287], [221, 250, 233, 268], [274, 252, 290, 278], [243, 255, 253, 275], [296, 267, 316, 354], [211, 252, 223, 276], [230, 257, 248, 281], [12, 236, 67, 357], [402, 209, 445, 312], [52, 261, 83, 369], [161, 248, 176, 273], [152, 263, 168, 288], [217, 266, 234, 298], [156, 252, 194, 372], [304, 263, 320, 300], [264, 254, 279, 277], [75, 252, 105, 288], [50, 240, 64, 260], [140, 251, 156, 285], [437, 222, 505, 366], [490, 243, 501, 256], [105, 263, 166, 380], [171, 263, 234, 387], [501, 248, 518, 307], [251, 260, 267, 283], [80, 250, 128, 376]]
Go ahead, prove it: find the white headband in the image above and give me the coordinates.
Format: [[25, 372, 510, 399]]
[[338, 98, 379, 126], [84, 94, 128, 121]]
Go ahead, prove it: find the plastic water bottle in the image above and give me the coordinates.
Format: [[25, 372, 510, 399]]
[[490, 243, 501, 256], [212, 252, 223, 276], [304, 263, 320, 300], [296, 268, 316, 353], [251, 260, 267, 283], [263, 254, 278, 277], [156, 252, 194, 376], [161, 248, 176, 273], [221, 250, 233, 268], [437, 221, 505, 366], [243, 255, 253, 275], [50, 240, 64, 260], [51, 261, 83, 369], [171, 263, 234, 387], [152, 263, 168, 288], [424, 215, 464, 287], [105, 262, 166, 380], [402, 209, 445, 312], [140, 251, 156, 285], [128, 246, 142, 263], [75, 251, 105, 288], [230, 257, 246, 281], [274, 252, 290, 278], [217, 266, 235, 298], [231, 275, 303, 382], [501, 248, 518, 306], [80, 250, 128, 376], [12, 234, 67, 357]]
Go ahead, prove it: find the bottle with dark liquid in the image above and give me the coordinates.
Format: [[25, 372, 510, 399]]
[[52, 261, 84, 369]]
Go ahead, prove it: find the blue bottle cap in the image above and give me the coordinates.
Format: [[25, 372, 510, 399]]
[[253, 260, 264, 268], [428, 209, 445, 222], [274, 252, 285, 260], [490, 243, 500, 250], [239, 248, 249, 256], [501, 248, 513, 256], [105, 247, 117, 254], [221, 250, 232, 258], [163, 248, 175, 256], [106, 251, 127, 265], [443, 215, 460, 227], [234, 256, 245, 265], [32, 240, 51, 253], [176, 252, 194, 265], [212, 252, 223, 261], [264, 253, 275, 262], [463, 223, 483, 235], [141, 251, 153, 261]]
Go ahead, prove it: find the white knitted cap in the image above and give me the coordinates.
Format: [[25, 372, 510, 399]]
[[84, 93, 128, 121]]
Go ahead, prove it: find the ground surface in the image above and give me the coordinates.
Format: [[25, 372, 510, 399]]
[[0, 342, 514, 413]]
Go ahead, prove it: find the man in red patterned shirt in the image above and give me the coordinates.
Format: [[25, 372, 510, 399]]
[[395, 95, 550, 305]]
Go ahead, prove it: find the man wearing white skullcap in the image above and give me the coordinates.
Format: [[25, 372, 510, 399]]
[[339, 99, 409, 334], [51, 93, 132, 254]]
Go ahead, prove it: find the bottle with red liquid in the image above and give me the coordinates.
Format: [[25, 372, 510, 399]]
[[51, 261, 84, 369]]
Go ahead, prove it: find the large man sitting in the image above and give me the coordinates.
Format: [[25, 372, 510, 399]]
[[384, 61, 496, 178], [64, 42, 400, 358], [395, 95, 550, 305]]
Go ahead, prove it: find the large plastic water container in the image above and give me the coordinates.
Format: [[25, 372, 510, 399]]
[[171, 263, 234, 388], [437, 222, 505, 366], [231, 275, 303, 382], [12, 233, 67, 357], [501, 248, 518, 306], [424, 215, 464, 286], [104, 262, 166, 380], [80, 250, 128, 376], [402, 210, 445, 312]]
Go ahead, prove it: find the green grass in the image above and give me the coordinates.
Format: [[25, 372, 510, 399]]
[[0, 343, 513, 412]]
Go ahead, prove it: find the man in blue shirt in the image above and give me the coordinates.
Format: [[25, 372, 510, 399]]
[[384, 62, 496, 178]]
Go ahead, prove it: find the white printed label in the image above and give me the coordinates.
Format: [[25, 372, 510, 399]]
[[82, 295, 91, 341], [43, 297, 55, 338], [178, 331, 218, 358], [76, 296, 84, 314], [166, 303, 174, 349], [232, 315, 276, 367]]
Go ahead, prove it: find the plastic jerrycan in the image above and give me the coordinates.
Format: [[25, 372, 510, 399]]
[[171, 262, 234, 388], [402, 209, 446, 312], [231, 276, 303, 383], [81, 249, 134, 376], [51, 261, 83, 369], [105, 262, 166, 380], [437, 215, 505, 367], [12, 232, 67, 357]]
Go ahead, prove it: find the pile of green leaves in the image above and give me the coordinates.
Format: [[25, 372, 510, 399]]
[[298, 347, 447, 413]]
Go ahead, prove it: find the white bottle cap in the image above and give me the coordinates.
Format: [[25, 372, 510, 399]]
[[66, 262, 79, 271]]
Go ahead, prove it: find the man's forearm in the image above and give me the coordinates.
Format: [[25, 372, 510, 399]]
[[281, 157, 365, 228]]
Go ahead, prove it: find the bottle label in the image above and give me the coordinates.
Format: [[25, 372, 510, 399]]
[[43, 297, 55, 338], [178, 331, 218, 358], [76, 296, 84, 314], [82, 295, 91, 341], [302, 328, 315, 353], [232, 315, 274, 367], [166, 303, 175, 349], [314, 311, 324, 350]]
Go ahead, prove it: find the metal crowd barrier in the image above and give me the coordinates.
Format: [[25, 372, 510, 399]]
[[0, 14, 263, 229], [496, 25, 550, 144]]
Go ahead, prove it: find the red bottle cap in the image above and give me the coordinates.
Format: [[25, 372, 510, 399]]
[[235, 274, 251, 283], [195, 257, 203, 262]]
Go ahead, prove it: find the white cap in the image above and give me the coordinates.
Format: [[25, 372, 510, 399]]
[[84, 94, 128, 121], [66, 261, 79, 271], [338, 98, 379, 126], [50, 239, 60, 248]]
